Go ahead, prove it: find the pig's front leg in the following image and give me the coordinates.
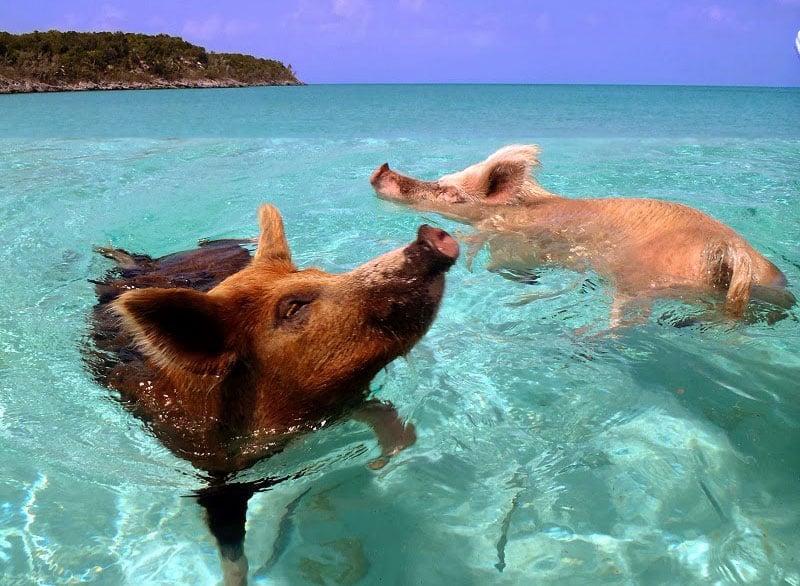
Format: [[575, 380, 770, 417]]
[[351, 400, 416, 470]]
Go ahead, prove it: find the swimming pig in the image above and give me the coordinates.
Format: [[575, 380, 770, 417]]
[[371, 145, 793, 324], [85, 204, 458, 585]]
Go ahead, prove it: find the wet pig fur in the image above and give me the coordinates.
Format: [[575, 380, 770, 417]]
[[85, 204, 458, 585], [371, 145, 794, 324]]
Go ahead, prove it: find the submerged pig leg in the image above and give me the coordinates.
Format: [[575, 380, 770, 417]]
[[351, 400, 417, 470], [196, 482, 258, 586]]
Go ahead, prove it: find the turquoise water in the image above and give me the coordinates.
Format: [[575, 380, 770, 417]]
[[1, 85, 799, 584]]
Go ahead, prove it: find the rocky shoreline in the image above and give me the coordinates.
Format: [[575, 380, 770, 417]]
[[0, 76, 302, 94]]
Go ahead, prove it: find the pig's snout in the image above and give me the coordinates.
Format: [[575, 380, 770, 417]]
[[416, 225, 459, 266], [371, 163, 435, 202], [370, 162, 391, 187]]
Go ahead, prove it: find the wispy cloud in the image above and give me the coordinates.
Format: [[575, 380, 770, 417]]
[[398, 0, 426, 12], [674, 4, 740, 27], [284, 0, 371, 38], [58, 3, 127, 32], [100, 4, 125, 25], [183, 16, 223, 40], [699, 5, 735, 24], [182, 15, 259, 41], [332, 0, 368, 19], [668, 2, 758, 35]]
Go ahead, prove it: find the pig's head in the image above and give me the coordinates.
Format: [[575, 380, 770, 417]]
[[111, 204, 458, 428], [371, 145, 555, 218]]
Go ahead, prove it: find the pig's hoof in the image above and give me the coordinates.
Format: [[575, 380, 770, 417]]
[[367, 456, 390, 471]]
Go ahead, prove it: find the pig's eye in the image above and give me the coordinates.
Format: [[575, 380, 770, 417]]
[[284, 302, 303, 318], [276, 294, 315, 326]]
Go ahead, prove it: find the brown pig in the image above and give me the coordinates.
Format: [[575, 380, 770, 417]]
[[371, 145, 793, 324], [85, 204, 458, 585]]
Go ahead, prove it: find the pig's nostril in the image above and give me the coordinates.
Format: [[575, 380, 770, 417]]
[[370, 163, 391, 186], [416, 225, 460, 261]]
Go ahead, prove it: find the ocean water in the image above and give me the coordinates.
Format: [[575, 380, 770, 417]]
[[1, 84, 799, 585]]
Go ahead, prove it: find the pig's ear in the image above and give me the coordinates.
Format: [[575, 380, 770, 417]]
[[482, 160, 529, 203], [254, 204, 294, 265], [112, 288, 237, 375], [484, 144, 541, 171], [482, 144, 544, 203]]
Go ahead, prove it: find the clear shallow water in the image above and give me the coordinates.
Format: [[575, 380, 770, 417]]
[[1, 85, 799, 585]]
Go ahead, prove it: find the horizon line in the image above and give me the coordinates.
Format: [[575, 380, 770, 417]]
[[281, 81, 800, 89]]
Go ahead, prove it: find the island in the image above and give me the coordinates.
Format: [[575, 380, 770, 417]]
[[0, 30, 302, 93]]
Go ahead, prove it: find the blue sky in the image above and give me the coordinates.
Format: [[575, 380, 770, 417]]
[[2, 0, 800, 85]]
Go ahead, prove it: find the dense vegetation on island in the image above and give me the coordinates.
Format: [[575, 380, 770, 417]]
[[0, 30, 302, 93]]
